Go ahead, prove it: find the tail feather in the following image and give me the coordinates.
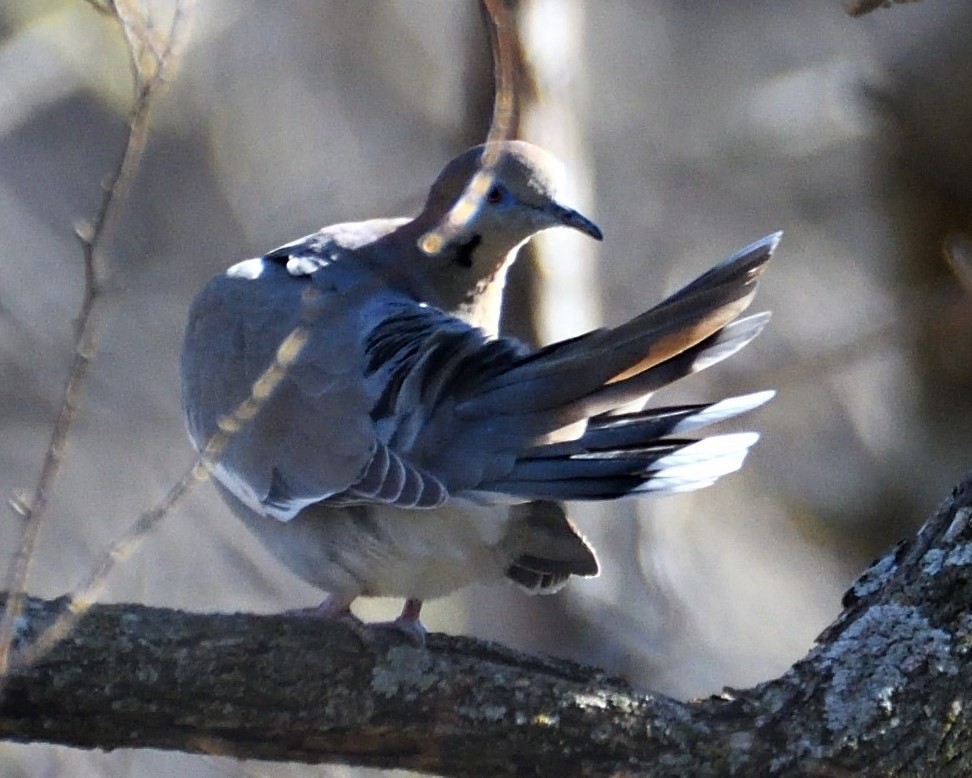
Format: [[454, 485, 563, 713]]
[[477, 391, 771, 501], [659, 232, 781, 304], [552, 313, 771, 422], [638, 432, 759, 489], [456, 233, 776, 421], [526, 390, 774, 459], [498, 442, 684, 482], [412, 233, 779, 501], [459, 317, 772, 449], [503, 500, 599, 593], [657, 391, 774, 437], [482, 432, 760, 501], [459, 284, 751, 417]]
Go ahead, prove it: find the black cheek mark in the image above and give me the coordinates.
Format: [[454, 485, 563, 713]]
[[453, 234, 482, 269]]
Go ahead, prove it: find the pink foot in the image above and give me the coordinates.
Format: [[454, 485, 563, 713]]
[[371, 598, 427, 646], [283, 596, 427, 646]]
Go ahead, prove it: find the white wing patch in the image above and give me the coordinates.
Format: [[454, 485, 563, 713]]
[[225, 257, 266, 280]]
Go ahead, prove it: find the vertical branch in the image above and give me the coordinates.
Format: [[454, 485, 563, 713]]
[[417, 0, 519, 255], [0, 0, 193, 687], [462, 0, 609, 649], [515, 0, 601, 341], [481, 0, 519, 146]]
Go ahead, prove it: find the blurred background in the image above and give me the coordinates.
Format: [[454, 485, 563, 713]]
[[2, 0, 971, 775]]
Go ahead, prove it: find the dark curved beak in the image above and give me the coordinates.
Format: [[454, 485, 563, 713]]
[[550, 202, 603, 241]]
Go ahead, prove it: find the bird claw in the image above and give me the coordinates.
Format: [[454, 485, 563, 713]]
[[370, 615, 427, 647], [367, 598, 426, 646], [283, 597, 427, 647], [339, 597, 422, 646]]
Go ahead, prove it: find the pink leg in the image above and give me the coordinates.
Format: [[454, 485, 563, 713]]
[[369, 598, 427, 646], [393, 598, 426, 644]]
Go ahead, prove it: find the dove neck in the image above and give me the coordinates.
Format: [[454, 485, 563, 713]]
[[444, 257, 513, 335], [376, 220, 523, 336], [409, 246, 517, 335]]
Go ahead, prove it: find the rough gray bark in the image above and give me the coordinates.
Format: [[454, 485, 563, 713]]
[[2, 472, 972, 776]]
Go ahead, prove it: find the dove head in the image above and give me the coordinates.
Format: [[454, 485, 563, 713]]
[[413, 141, 602, 331]]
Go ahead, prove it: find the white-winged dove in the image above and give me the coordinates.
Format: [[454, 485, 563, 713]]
[[181, 140, 777, 642]]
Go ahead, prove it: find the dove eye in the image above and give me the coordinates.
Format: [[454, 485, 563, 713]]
[[485, 184, 505, 204]]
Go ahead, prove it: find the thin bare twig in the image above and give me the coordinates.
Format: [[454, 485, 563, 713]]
[[0, 0, 193, 690], [16, 289, 322, 668], [418, 0, 518, 255]]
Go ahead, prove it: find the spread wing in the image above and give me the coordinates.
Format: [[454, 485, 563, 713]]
[[182, 231, 777, 521], [181, 219, 419, 520]]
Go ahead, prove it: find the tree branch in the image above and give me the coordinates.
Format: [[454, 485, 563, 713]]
[[2, 473, 972, 775]]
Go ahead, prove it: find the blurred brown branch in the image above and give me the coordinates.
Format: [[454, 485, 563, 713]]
[[945, 233, 972, 298], [845, 0, 923, 18], [418, 0, 517, 255], [3, 473, 972, 775], [0, 0, 192, 691]]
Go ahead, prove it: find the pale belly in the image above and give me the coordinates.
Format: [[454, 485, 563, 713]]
[[219, 482, 515, 602]]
